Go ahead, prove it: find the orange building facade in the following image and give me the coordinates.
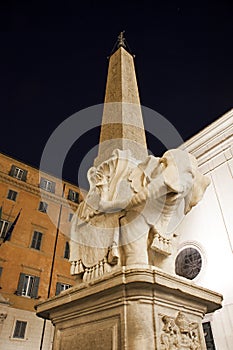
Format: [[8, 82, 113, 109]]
[[0, 151, 81, 349]]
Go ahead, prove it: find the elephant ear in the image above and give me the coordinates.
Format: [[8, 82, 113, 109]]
[[87, 167, 98, 189], [184, 171, 210, 214], [161, 149, 192, 194]]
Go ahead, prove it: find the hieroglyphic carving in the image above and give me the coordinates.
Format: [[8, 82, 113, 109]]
[[60, 321, 118, 350], [160, 311, 201, 350]]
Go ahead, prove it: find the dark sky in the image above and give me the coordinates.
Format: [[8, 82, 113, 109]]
[[0, 1, 232, 186]]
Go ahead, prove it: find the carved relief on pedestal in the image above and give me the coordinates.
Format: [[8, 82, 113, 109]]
[[160, 311, 201, 350], [59, 318, 118, 350]]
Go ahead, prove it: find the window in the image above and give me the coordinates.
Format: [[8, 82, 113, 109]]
[[16, 273, 40, 298], [7, 189, 18, 201], [203, 322, 216, 349], [31, 231, 42, 250], [64, 242, 70, 259], [55, 282, 72, 295], [67, 189, 79, 203], [13, 320, 27, 339], [9, 165, 27, 181], [68, 213, 73, 222], [38, 201, 48, 213], [39, 177, 55, 193], [0, 219, 10, 239], [175, 247, 202, 280]]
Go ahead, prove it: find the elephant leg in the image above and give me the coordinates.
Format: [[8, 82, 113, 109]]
[[119, 211, 149, 266]]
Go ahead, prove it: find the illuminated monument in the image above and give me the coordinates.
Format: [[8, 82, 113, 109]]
[[36, 33, 222, 349]]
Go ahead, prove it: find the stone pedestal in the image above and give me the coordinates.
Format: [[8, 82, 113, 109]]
[[36, 266, 222, 350]]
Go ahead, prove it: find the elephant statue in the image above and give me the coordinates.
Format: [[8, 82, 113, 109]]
[[69, 148, 210, 280]]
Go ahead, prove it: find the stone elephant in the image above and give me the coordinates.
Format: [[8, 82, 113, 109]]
[[69, 148, 210, 279], [118, 149, 210, 271]]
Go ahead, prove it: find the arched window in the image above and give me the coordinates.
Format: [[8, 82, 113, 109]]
[[64, 242, 70, 259], [175, 247, 202, 280]]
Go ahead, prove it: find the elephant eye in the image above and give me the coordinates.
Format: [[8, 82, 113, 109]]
[[187, 169, 195, 178]]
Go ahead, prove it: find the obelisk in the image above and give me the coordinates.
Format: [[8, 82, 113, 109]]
[[95, 31, 148, 166]]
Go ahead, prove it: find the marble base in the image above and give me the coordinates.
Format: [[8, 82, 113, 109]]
[[36, 266, 222, 350]]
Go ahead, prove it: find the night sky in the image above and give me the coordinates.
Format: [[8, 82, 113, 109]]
[[0, 1, 232, 187]]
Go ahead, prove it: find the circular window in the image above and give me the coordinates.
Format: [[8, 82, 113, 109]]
[[175, 247, 202, 280]]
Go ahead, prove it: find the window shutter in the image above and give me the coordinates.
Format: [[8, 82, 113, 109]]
[[75, 192, 79, 203], [43, 203, 48, 212], [31, 232, 37, 248], [5, 225, 12, 241], [21, 170, 28, 182], [39, 202, 47, 213], [51, 181, 56, 193], [13, 321, 21, 338], [17, 273, 25, 295], [64, 242, 70, 259], [19, 321, 27, 338], [68, 189, 79, 203], [20, 321, 27, 338], [55, 282, 62, 296], [31, 276, 40, 298], [39, 178, 44, 188], [9, 165, 16, 177], [68, 189, 72, 200], [38, 202, 43, 211], [36, 232, 42, 250]]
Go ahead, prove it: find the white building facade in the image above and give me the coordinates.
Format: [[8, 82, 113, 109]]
[[177, 109, 233, 349]]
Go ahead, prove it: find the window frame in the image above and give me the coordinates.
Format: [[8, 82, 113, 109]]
[[38, 201, 48, 213], [55, 282, 72, 295], [16, 273, 40, 298], [14, 168, 24, 180], [67, 189, 79, 203], [0, 219, 10, 239], [39, 177, 55, 193], [31, 231, 43, 250], [12, 320, 28, 340], [7, 189, 18, 201], [9, 165, 27, 182]]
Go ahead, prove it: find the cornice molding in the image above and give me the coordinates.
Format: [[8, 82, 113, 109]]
[[21, 264, 43, 273], [179, 109, 233, 169], [0, 172, 78, 209]]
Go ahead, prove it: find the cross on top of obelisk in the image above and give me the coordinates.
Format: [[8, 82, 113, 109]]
[[117, 31, 126, 48], [109, 31, 134, 57]]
